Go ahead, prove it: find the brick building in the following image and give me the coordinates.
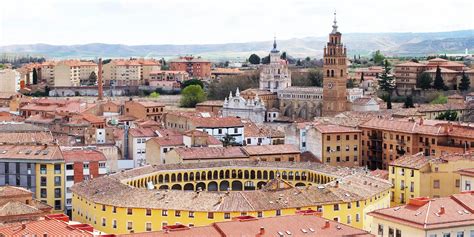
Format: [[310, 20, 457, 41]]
[[169, 56, 211, 79], [124, 100, 165, 122]]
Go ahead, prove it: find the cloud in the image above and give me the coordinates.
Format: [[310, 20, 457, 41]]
[[0, 0, 472, 46]]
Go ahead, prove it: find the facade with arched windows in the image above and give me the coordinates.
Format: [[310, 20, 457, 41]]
[[71, 161, 391, 235]]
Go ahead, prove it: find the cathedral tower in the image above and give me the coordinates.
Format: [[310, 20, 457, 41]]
[[259, 37, 291, 93], [322, 12, 348, 117]]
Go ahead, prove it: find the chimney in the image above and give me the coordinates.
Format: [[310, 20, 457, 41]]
[[335, 180, 339, 188], [256, 227, 265, 236], [439, 206, 445, 215], [324, 220, 330, 229], [98, 58, 103, 101], [21, 223, 26, 230], [419, 117, 424, 125]]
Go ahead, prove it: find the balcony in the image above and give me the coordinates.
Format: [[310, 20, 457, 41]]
[[437, 141, 468, 149], [369, 146, 382, 152], [397, 139, 406, 145], [396, 148, 406, 156], [369, 134, 382, 141]]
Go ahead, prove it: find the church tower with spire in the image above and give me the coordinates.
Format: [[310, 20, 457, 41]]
[[259, 37, 291, 93], [322, 11, 348, 117]]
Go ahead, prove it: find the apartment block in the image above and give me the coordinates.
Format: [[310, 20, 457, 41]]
[[169, 56, 211, 79]]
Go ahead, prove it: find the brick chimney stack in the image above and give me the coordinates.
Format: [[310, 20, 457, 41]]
[[98, 58, 103, 101]]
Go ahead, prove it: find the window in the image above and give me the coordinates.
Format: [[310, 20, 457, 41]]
[[208, 212, 214, 219], [67, 176, 74, 181], [113, 206, 117, 213], [54, 188, 61, 198], [146, 222, 152, 232], [224, 213, 230, 219], [443, 234, 451, 237], [127, 208, 133, 215], [40, 177, 47, 186], [466, 180, 472, 191], [327, 135, 331, 141], [40, 165, 47, 174], [189, 211, 194, 218], [146, 209, 152, 216], [346, 135, 350, 140], [356, 201, 360, 207], [258, 212, 263, 218], [162, 210, 168, 216], [54, 176, 61, 186], [346, 215, 351, 224], [40, 188, 47, 198], [66, 164, 73, 170], [112, 220, 117, 229], [434, 180, 440, 189], [218, 129, 222, 134], [457, 232, 464, 237], [276, 210, 281, 216], [83, 163, 89, 169], [410, 169, 414, 177], [234, 128, 238, 133], [456, 179, 460, 188], [102, 218, 106, 227], [354, 134, 358, 140], [396, 229, 402, 237], [337, 135, 340, 141], [347, 202, 351, 209], [356, 213, 360, 222], [175, 210, 181, 217], [127, 221, 133, 230], [333, 204, 339, 211], [54, 164, 61, 174], [54, 200, 61, 210], [388, 227, 394, 237], [102, 205, 106, 211]]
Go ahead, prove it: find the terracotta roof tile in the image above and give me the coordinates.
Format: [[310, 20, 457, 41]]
[[242, 144, 300, 156], [62, 149, 107, 163]]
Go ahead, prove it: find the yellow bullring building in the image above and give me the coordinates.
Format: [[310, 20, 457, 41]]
[[71, 161, 392, 234]]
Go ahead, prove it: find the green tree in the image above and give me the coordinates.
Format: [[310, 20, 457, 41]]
[[378, 60, 395, 109], [433, 65, 447, 90], [221, 133, 236, 147], [261, 55, 270, 64], [436, 110, 458, 121], [32, 68, 38, 85], [404, 96, 415, 108], [430, 94, 448, 104], [305, 56, 311, 62], [208, 71, 259, 100], [280, 52, 287, 60], [347, 79, 355, 89], [459, 71, 470, 91], [248, 54, 261, 64], [372, 50, 385, 65], [308, 69, 323, 87], [296, 59, 302, 66], [417, 72, 433, 90], [149, 91, 160, 98], [180, 85, 207, 108], [181, 79, 204, 89]]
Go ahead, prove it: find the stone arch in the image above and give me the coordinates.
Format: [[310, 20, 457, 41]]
[[289, 171, 294, 180], [158, 174, 164, 183], [219, 181, 230, 191], [225, 170, 230, 179], [282, 171, 287, 179], [244, 170, 249, 179], [237, 170, 243, 179], [190, 172, 194, 181], [213, 170, 218, 180], [208, 181, 218, 191], [231, 170, 237, 179], [331, 70, 334, 77], [269, 171, 275, 179], [327, 70, 330, 77], [257, 170, 262, 179], [208, 171, 213, 180], [183, 173, 188, 182], [195, 172, 200, 181], [295, 182, 306, 187], [159, 185, 169, 190], [231, 181, 243, 191], [196, 182, 206, 191], [257, 181, 267, 189], [171, 174, 176, 182], [295, 171, 300, 181], [250, 170, 256, 179], [263, 171, 268, 180], [244, 181, 256, 190], [171, 184, 182, 190], [183, 183, 194, 191], [219, 170, 224, 179], [164, 174, 170, 182]]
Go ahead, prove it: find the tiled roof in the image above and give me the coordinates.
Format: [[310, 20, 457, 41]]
[[360, 118, 442, 135], [62, 149, 107, 163], [71, 161, 391, 212], [242, 144, 300, 156], [129, 127, 157, 137], [456, 168, 474, 177], [395, 62, 425, 67], [0, 201, 44, 216], [352, 97, 378, 106], [81, 113, 105, 124], [0, 218, 94, 236], [0, 132, 54, 145], [173, 147, 248, 160], [312, 124, 361, 134], [389, 152, 431, 169], [0, 186, 32, 198], [240, 88, 276, 96], [124, 214, 373, 237], [243, 121, 285, 138], [196, 100, 224, 106], [369, 193, 474, 230], [135, 100, 165, 108], [0, 144, 63, 161], [149, 135, 184, 146], [193, 117, 243, 128]]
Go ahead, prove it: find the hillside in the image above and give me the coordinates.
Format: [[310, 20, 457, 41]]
[[1, 30, 473, 60]]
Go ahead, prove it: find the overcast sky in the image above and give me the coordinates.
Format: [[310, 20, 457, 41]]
[[0, 0, 473, 46]]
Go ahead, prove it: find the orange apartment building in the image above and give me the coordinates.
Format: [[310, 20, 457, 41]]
[[124, 100, 165, 121], [394, 58, 473, 90], [169, 56, 211, 79], [360, 118, 474, 170]]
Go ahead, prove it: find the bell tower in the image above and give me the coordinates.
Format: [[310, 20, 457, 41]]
[[322, 11, 348, 117]]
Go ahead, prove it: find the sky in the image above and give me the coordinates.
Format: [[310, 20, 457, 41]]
[[0, 0, 473, 46]]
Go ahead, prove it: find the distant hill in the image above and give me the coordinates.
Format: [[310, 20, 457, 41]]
[[1, 30, 473, 60]]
